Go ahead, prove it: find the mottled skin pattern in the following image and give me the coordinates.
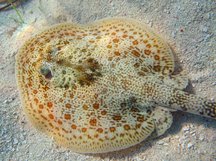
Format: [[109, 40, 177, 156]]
[[15, 18, 216, 153]]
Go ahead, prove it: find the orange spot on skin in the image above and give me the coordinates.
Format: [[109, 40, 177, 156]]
[[154, 55, 160, 60], [97, 128, 103, 133], [144, 49, 151, 55], [39, 104, 44, 109], [89, 40, 95, 43], [47, 102, 53, 108], [94, 134, 99, 138], [109, 127, 116, 132], [127, 35, 133, 39], [71, 124, 77, 129], [111, 32, 116, 35], [132, 40, 139, 45], [48, 114, 54, 119], [122, 34, 128, 38], [113, 38, 119, 43], [132, 50, 140, 57], [34, 98, 39, 104], [101, 110, 107, 115], [107, 45, 112, 49], [89, 118, 97, 126], [93, 103, 100, 110], [65, 103, 71, 109], [114, 51, 121, 56], [64, 114, 71, 120], [143, 40, 148, 44], [83, 104, 88, 110], [146, 44, 151, 48], [28, 83, 32, 87], [113, 115, 122, 121], [57, 120, 62, 125], [33, 90, 38, 94], [124, 124, 131, 130], [82, 128, 87, 132]]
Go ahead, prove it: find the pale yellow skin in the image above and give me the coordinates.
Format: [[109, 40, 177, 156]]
[[16, 18, 216, 154]]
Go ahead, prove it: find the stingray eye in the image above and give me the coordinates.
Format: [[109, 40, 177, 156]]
[[40, 66, 53, 80]]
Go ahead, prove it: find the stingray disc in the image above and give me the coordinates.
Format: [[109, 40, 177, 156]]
[[16, 18, 175, 153]]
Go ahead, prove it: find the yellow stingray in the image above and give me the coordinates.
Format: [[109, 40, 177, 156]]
[[15, 18, 216, 153]]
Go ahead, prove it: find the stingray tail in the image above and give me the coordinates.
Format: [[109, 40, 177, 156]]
[[141, 80, 216, 119], [162, 89, 216, 119]]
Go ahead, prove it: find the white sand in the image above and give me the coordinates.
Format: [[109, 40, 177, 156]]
[[0, 0, 215, 160]]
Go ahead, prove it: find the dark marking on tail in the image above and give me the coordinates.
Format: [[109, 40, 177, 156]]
[[203, 101, 216, 118]]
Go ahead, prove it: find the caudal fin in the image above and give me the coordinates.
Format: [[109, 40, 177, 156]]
[[167, 89, 216, 119]]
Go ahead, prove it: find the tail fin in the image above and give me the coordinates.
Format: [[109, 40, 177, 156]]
[[165, 89, 216, 119], [127, 77, 215, 119]]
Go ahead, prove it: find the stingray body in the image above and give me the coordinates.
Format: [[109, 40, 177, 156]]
[[16, 18, 216, 153]]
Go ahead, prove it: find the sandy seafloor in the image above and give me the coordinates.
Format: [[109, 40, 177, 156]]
[[0, 0, 215, 160]]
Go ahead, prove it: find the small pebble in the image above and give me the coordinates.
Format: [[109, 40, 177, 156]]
[[200, 25, 208, 33], [187, 142, 193, 149], [171, 31, 176, 38], [190, 131, 196, 136], [13, 138, 18, 144], [175, 135, 180, 139], [183, 126, 190, 132], [163, 142, 169, 146], [157, 140, 164, 145], [204, 34, 212, 41], [199, 134, 205, 141]]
